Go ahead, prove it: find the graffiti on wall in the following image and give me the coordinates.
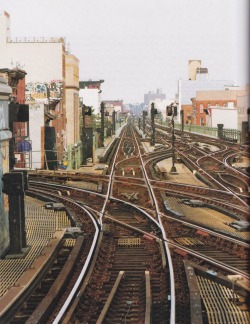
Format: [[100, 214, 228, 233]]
[[25, 80, 63, 102]]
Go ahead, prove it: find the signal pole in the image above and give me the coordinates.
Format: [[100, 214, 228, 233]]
[[150, 102, 155, 146], [100, 102, 105, 147], [167, 103, 178, 174], [81, 104, 87, 165]]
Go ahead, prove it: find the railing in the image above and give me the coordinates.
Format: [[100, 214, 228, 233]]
[[174, 123, 241, 142], [157, 122, 242, 143], [175, 124, 218, 137], [7, 37, 66, 44]]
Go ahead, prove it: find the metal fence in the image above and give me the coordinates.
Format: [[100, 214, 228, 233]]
[[161, 122, 242, 143]]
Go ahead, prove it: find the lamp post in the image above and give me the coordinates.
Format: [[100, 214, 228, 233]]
[[167, 103, 178, 174]]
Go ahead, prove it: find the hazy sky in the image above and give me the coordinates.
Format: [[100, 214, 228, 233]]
[[0, 0, 249, 103]]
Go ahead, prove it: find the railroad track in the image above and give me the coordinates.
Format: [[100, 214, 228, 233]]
[[4, 120, 250, 323]]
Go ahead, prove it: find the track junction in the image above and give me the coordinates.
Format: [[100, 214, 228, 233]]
[[1, 119, 249, 324]]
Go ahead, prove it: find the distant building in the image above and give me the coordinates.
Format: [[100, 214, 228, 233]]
[[148, 99, 173, 122], [0, 11, 80, 169], [237, 85, 250, 131], [79, 80, 104, 115], [195, 88, 248, 128], [102, 100, 124, 118], [177, 60, 235, 123], [144, 89, 166, 105], [65, 54, 80, 147]]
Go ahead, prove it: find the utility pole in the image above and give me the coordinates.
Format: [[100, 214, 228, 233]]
[[150, 102, 156, 146], [100, 102, 105, 147], [180, 109, 184, 134], [167, 103, 178, 174], [142, 110, 147, 135], [112, 110, 116, 134], [81, 104, 87, 165]]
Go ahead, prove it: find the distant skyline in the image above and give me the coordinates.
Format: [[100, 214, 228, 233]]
[[0, 0, 249, 103]]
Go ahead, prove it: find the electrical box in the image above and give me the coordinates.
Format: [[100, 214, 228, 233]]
[[11, 170, 29, 190], [2, 172, 24, 195]]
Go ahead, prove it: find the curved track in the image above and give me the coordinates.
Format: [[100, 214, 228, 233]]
[[6, 120, 250, 324]]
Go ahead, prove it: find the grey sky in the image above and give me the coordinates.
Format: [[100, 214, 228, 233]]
[[0, 0, 249, 103]]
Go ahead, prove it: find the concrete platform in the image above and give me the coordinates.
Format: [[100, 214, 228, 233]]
[[77, 126, 124, 174], [142, 141, 207, 187]]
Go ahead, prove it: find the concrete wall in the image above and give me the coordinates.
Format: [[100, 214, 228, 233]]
[[237, 93, 250, 131], [210, 108, 238, 128], [28, 103, 44, 169]]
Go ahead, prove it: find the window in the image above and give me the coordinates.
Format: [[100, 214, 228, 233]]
[[207, 103, 211, 108], [200, 104, 204, 113]]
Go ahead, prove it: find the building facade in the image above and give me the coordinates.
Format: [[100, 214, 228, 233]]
[[177, 60, 235, 123], [195, 88, 248, 128], [0, 11, 79, 169], [65, 54, 80, 146], [79, 80, 104, 116], [144, 89, 166, 106], [0, 77, 12, 257]]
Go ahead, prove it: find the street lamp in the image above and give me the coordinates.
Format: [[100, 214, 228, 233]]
[[167, 103, 178, 174]]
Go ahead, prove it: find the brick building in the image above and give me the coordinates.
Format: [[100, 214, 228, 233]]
[[195, 88, 248, 128], [177, 60, 234, 124]]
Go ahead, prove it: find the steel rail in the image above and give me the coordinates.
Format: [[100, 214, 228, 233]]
[[166, 240, 250, 280], [26, 186, 101, 324], [52, 199, 100, 324], [99, 125, 127, 227], [30, 179, 249, 242], [132, 125, 176, 324], [178, 150, 250, 208], [196, 154, 249, 208], [160, 212, 250, 247], [223, 151, 250, 180]]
